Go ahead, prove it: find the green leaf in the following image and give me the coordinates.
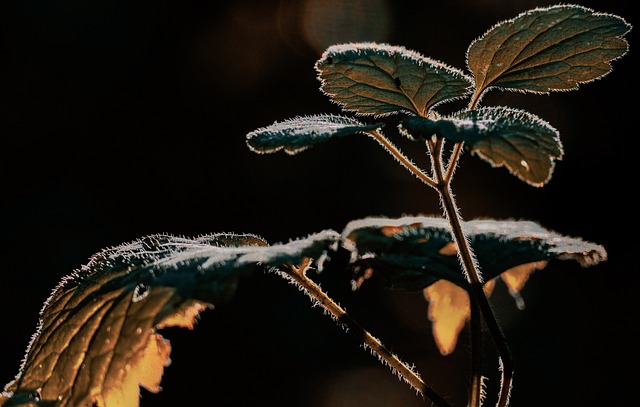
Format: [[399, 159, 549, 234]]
[[315, 42, 473, 117], [1, 231, 339, 407], [246, 114, 381, 155], [401, 107, 563, 187], [467, 4, 632, 98], [341, 215, 607, 292]]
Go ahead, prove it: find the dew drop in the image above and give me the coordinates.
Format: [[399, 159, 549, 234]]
[[520, 160, 530, 171], [132, 284, 150, 302]]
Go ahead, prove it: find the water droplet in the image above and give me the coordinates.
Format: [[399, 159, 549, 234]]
[[135, 327, 143, 335], [132, 284, 150, 302]]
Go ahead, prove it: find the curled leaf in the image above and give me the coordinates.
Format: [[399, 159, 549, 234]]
[[315, 42, 473, 117], [342, 215, 607, 291], [246, 114, 381, 155], [401, 107, 563, 186], [1, 231, 339, 406], [467, 4, 632, 100], [341, 215, 607, 353]]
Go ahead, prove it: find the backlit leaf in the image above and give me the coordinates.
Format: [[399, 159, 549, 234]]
[[1, 231, 339, 407], [342, 215, 607, 292], [467, 4, 632, 99], [342, 215, 607, 354], [401, 107, 563, 186], [423, 280, 470, 356], [315, 42, 473, 117], [246, 114, 381, 155]]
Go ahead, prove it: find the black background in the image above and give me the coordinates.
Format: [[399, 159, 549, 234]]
[[1, 0, 637, 406]]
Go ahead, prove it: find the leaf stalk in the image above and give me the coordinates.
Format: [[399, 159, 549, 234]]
[[430, 141, 513, 407], [281, 261, 451, 407]]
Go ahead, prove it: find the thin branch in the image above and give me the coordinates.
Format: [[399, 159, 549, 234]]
[[428, 140, 513, 407], [366, 130, 438, 188], [280, 261, 451, 407], [468, 298, 484, 407], [444, 143, 464, 183]]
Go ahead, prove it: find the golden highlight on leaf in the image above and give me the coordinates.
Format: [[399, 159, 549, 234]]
[[439, 241, 457, 256], [2, 231, 340, 407], [156, 300, 212, 330], [423, 262, 547, 354], [500, 261, 547, 295], [102, 333, 172, 407], [137, 333, 172, 393], [342, 215, 609, 354], [423, 280, 470, 355]]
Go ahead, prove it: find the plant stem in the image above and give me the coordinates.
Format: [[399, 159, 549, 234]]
[[469, 292, 484, 407], [364, 130, 513, 406], [426, 138, 484, 406], [368, 130, 438, 188], [281, 262, 451, 407], [430, 143, 513, 407]]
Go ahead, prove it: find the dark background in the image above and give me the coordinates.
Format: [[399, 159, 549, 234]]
[[1, 0, 636, 406]]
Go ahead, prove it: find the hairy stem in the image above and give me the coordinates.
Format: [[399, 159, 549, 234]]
[[469, 292, 484, 407], [282, 262, 451, 407], [426, 139, 483, 406], [366, 128, 513, 406], [429, 142, 513, 407], [367, 130, 438, 188], [444, 143, 464, 183]]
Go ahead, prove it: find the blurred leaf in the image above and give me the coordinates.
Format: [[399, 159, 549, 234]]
[[315, 42, 473, 117], [342, 215, 607, 292], [401, 107, 563, 186], [342, 215, 607, 354], [467, 4, 632, 97], [246, 114, 381, 155], [1, 231, 339, 406], [423, 280, 470, 356]]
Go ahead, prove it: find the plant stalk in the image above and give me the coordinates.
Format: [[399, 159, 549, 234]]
[[432, 145, 513, 407], [282, 263, 451, 407], [365, 130, 513, 406], [469, 291, 484, 407]]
